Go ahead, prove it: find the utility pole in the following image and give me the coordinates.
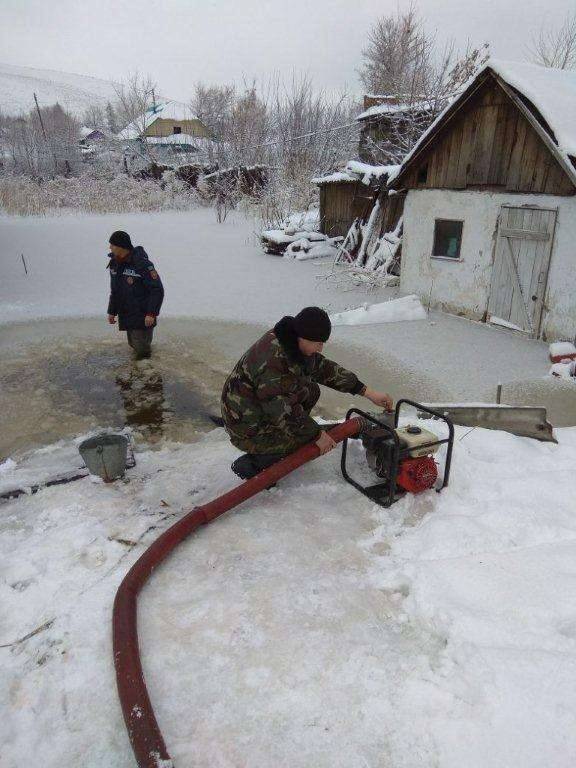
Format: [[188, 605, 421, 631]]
[[33, 92, 58, 176], [33, 93, 47, 141]]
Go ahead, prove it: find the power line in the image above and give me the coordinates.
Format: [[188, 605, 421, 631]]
[[242, 119, 360, 151]]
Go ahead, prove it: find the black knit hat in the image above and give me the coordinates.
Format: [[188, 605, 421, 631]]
[[109, 230, 133, 250], [293, 306, 331, 342]]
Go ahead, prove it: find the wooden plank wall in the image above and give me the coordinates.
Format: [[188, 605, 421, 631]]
[[145, 118, 211, 138], [378, 191, 405, 235], [320, 181, 373, 236], [402, 77, 575, 196]]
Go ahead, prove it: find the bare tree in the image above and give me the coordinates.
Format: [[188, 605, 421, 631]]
[[228, 83, 269, 165], [113, 73, 159, 160], [528, 12, 576, 69], [82, 104, 106, 130], [359, 5, 432, 96], [358, 7, 488, 164], [2, 102, 80, 177], [268, 74, 356, 181], [191, 83, 235, 140], [114, 73, 158, 133]]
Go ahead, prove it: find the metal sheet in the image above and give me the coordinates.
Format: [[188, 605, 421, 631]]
[[419, 405, 557, 443]]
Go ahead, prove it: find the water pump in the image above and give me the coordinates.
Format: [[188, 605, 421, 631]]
[[341, 399, 454, 507]]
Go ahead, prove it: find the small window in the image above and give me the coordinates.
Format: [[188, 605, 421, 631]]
[[417, 163, 428, 184], [432, 219, 463, 259], [173, 126, 182, 134]]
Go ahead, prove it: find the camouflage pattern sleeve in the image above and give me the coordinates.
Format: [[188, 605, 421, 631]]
[[254, 358, 322, 442], [310, 354, 365, 394]]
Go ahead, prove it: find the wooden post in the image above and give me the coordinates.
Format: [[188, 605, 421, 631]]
[[496, 382, 502, 404], [34, 92, 58, 176]]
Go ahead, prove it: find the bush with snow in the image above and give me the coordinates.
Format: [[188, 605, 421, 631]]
[[0, 171, 200, 215]]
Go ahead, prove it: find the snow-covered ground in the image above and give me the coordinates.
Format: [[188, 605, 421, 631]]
[[0, 62, 119, 118], [2, 208, 576, 767], [2, 420, 576, 767]]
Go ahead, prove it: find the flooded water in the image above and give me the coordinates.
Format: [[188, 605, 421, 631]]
[[0, 320, 234, 457], [0, 318, 350, 459], [2, 316, 575, 460]]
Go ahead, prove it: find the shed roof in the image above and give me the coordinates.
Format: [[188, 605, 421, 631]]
[[311, 171, 357, 185], [392, 59, 576, 188], [357, 98, 432, 121], [313, 162, 401, 187]]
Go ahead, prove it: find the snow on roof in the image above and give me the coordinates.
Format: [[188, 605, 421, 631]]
[[311, 171, 357, 185], [357, 98, 432, 121], [345, 161, 401, 185], [312, 162, 401, 187], [117, 101, 200, 139], [80, 126, 105, 138], [393, 59, 576, 185], [487, 59, 576, 159]]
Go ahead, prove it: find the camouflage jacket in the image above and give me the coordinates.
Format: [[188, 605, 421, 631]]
[[221, 316, 365, 453]]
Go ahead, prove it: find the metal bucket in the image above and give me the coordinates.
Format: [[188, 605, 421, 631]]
[[79, 433, 128, 482]]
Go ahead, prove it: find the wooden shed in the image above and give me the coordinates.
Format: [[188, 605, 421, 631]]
[[313, 172, 373, 237], [391, 60, 576, 341]]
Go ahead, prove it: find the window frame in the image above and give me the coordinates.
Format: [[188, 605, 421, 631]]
[[417, 163, 428, 185], [431, 218, 464, 261]]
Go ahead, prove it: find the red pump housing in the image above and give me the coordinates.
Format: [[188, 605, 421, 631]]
[[396, 456, 438, 493]]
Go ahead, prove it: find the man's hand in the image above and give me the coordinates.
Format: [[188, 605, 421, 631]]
[[315, 430, 337, 455], [363, 387, 394, 412], [144, 314, 155, 328], [108, 314, 117, 325]]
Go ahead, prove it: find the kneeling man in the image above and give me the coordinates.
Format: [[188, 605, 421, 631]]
[[221, 306, 393, 479]]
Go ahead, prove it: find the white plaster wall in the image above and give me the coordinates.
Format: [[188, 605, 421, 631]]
[[400, 189, 576, 340]]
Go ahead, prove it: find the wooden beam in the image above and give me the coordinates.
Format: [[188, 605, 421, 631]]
[[499, 228, 549, 241]]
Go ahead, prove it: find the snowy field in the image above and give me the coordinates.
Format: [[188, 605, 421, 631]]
[[1, 208, 576, 767]]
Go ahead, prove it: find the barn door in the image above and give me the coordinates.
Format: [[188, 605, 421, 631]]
[[488, 205, 556, 337]]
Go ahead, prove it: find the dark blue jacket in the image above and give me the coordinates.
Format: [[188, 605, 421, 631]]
[[107, 246, 164, 330]]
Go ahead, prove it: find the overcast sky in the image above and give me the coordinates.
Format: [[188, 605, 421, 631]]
[[1, 0, 574, 100]]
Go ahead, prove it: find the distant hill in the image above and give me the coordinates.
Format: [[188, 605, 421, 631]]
[[0, 62, 119, 118]]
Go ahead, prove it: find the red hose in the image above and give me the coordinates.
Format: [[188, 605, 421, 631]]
[[113, 417, 364, 768]]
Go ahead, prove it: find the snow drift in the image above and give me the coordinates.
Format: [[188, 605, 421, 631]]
[[330, 295, 426, 326]]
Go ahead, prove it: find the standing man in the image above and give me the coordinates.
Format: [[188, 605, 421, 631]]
[[107, 231, 164, 359], [221, 306, 393, 479]]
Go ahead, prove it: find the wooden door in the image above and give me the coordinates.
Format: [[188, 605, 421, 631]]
[[488, 205, 557, 336]]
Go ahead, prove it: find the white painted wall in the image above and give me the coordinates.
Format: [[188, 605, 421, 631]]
[[400, 189, 576, 340]]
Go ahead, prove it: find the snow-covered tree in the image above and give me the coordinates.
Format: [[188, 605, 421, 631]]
[[528, 12, 576, 70], [82, 104, 106, 131], [358, 7, 488, 164], [359, 6, 431, 97], [191, 83, 235, 140], [113, 73, 157, 138], [2, 102, 80, 177]]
